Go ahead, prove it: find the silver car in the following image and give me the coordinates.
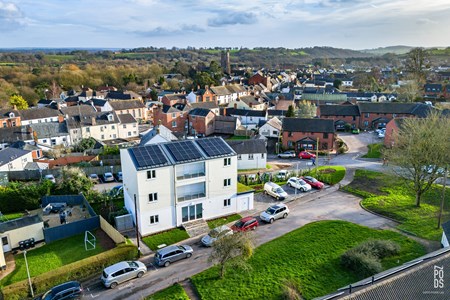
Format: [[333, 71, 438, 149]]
[[201, 225, 233, 247], [154, 244, 193, 267], [101, 261, 147, 289], [278, 151, 296, 158], [260, 203, 289, 223]]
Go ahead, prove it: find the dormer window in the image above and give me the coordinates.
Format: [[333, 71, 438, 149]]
[[107, 114, 114, 121], [9, 112, 15, 118]]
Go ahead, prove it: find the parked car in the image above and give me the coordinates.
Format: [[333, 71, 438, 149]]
[[38, 281, 83, 300], [44, 174, 56, 183], [299, 151, 316, 159], [154, 245, 193, 267], [231, 216, 259, 232], [422, 165, 446, 175], [377, 128, 386, 138], [301, 176, 324, 189], [117, 171, 123, 181], [101, 261, 147, 289], [264, 182, 288, 200], [201, 225, 233, 247], [104, 172, 115, 182], [89, 173, 100, 184], [276, 170, 289, 181], [109, 185, 123, 197], [278, 151, 296, 159], [352, 128, 360, 134], [260, 203, 289, 223], [286, 177, 312, 192]]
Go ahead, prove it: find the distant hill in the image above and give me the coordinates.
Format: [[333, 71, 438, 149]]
[[360, 46, 414, 55]]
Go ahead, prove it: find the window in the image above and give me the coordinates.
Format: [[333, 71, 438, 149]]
[[365, 113, 370, 118], [86, 127, 90, 133], [248, 154, 254, 160], [51, 139, 56, 146], [224, 199, 231, 207], [261, 153, 265, 158], [172, 112, 177, 118], [147, 170, 156, 179], [273, 130, 278, 135], [73, 129, 78, 134], [11, 121, 16, 126], [172, 121, 177, 128], [237, 154, 242, 160], [43, 139, 47, 143], [100, 127, 104, 132], [101, 135, 105, 139], [150, 215, 159, 224], [224, 158, 231, 166], [2, 122, 6, 128], [133, 124, 137, 128], [352, 116, 356, 121], [323, 133, 328, 139], [123, 124, 127, 129], [112, 125, 115, 129], [148, 193, 158, 202], [128, 131, 131, 136], [224, 178, 231, 187], [288, 132, 293, 137]]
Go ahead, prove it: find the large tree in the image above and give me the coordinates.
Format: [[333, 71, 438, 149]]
[[405, 48, 428, 80], [384, 111, 450, 206], [296, 101, 316, 118], [9, 94, 29, 110], [57, 167, 93, 195]]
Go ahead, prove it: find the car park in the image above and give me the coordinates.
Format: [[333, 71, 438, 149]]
[[101, 261, 147, 289], [299, 151, 316, 159], [104, 172, 115, 182], [231, 216, 259, 232], [109, 185, 123, 197], [44, 174, 56, 183], [201, 225, 233, 247], [301, 176, 324, 189], [264, 182, 288, 200], [286, 177, 312, 192], [260, 203, 289, 223], [89, 173, 100, 184], [278, 151, 296, 158], [276, 170, 289, 181], [38, 281, 83, 300], [154, 244, 193, 267]]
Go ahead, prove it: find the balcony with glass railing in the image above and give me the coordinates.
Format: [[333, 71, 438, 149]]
[[176, 162, 205, 180], [177, 182, 206, 202]]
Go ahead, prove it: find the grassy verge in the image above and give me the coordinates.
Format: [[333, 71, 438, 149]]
[[237, 182, 254, 193], [306, 166, 346, 185], [191, 220, 425, 300], [227, 136, 250, 140], [362, 143, 383, 158], [142, 228, 190, 251], [145, 283, 189, 300], [207, 214, 242, 229], [0, 212, 24, 222], [0, 231, 105, 286], [342, 169, 450, 241]]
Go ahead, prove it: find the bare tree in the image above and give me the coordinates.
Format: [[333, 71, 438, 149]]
[[208, 232, 254, 278], [405, 48, 428, 80], [397, 76, 424, 102], [296, 101, 316, 118], [384, 111, 450, 206]]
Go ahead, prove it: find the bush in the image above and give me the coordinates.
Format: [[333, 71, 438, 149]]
[[355, 240, 400, 259], [1, 244, 137, 300], [341, 250, 382, 277]]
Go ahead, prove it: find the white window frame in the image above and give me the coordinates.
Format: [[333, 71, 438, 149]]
[[224, 157, 231, 166], [224, 198, 231, 207], [223, 178, 231, 187], [148, 193, 158, 202], [149, 215, 159, 224], [147, 169, 156, 179]]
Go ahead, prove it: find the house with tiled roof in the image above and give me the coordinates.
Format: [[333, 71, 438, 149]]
[[109, 99, 147, 122], [19, 107, 62, 125], [161, 93, 186, 106], [0, 126, 34, 150], [0, 109, 21, 128], [105, 90, 142, 101], [223, 108, 267, 130], [189, 101, 219, 115], [140, 124, 178, 146], [227, 95, 265, 110], [0, 147, 33, 172], [424, 83, 442, 99], [90, 98, 113, 112], [152, 103, 189, 134], [30, 122, 71, 149], [186, 86, 216, 103], [282, 118, 335, 151], [210, 84, 248, 105], [227, 139, 267, 170], [258, 116, 282, 138], [248, 72, 272, 90], [187, 108, 216, 137], [318, 103, 361, 130], [9, 141, 43, 159]]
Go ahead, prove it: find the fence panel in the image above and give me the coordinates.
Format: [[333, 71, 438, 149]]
[[43, 216, 100, 244]]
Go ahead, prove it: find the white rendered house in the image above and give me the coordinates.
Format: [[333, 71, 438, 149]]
[[120, 137, 254, 236]]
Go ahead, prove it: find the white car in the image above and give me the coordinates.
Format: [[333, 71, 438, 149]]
[[104, 172, 115, 182], [44, 174, 56, 183], [260, 203, 289, 223], [278, 151, 296, 159], [201, 225, 233, 247], [286, 177, 311, 192], [276, 170, 290, 181]]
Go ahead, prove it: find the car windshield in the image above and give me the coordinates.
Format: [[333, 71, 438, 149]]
[[275, 188, 284, 193], [90, 174, 98, 178], [234, 220, 245, 228], [128, 261, 138, 268], [266, 207, 276, 215], [298, 179, 306, 185]]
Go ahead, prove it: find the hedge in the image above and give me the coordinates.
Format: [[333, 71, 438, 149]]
[[1, 243, 137, 300]]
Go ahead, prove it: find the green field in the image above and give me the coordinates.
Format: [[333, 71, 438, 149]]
[[145, 283, 189, 300], [142, 228, 190, 251], [192, 220, 425, 300], [207, 214, 242, 229], [362, 143, 383, 158], [342, 169, 450, 240]]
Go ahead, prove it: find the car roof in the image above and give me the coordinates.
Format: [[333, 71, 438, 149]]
[[214, 225, 231, 231], [156, 244, 182, 254], [104, 261, 132, 274], [270, 203, 286, 209], [240, 216, 256, 222], [45, 281, 80, 297]]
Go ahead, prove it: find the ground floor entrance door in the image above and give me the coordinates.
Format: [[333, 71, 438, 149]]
[[181, 203, 203, 223], [1, 236, 11, 253]]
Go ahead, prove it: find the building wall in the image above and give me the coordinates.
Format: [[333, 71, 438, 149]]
[[37, 135, 71, 148], [237, 153, 267, 170], [282, 132, 335, 151], [358, 112, 412, 129], [189, 113, 215, 136], [153, 109, 187, 134], [0, 152, 33, 172], [0, 115, 21, 128], [21, 117, 59, 125], [118, 122, 139, 139], [3, 222, 44, 249], [259, 123, 279, 138], [320, 115, 360, 129], [384, 119, 399, 148], [116, 108, 147, 121]]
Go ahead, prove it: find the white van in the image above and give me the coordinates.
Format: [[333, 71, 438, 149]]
[[264, 182, 288, 200]]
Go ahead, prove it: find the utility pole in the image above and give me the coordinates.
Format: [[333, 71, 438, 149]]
[[134, 194, 141, 257]]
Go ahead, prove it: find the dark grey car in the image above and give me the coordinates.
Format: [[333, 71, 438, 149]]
[[154, 245, 194, 267]]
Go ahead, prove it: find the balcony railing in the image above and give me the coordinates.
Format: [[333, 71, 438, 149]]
[[176, 172, 205, 180], [177, 192, 206, 202]]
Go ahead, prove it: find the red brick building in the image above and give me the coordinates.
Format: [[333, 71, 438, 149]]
[[152, 103, 189, 134], [383, 118, 405, 148], [281, 118, 335, 151], [318, 103, 360, 130], [161, 94, 186, 107], [248, 72, 272, 90], [187, 108, 216, 137], [0, 109, 21, 128]]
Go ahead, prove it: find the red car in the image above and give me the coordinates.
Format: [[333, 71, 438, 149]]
[[299, 151, 316, 159], [301, 176, 324, 189], [231, 217, 259, 232]]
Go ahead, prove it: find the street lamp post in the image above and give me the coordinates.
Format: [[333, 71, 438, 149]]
[[24, 250, 34, 298]]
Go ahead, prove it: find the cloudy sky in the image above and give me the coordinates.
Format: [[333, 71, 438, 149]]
[[1, 0, 449, 50]]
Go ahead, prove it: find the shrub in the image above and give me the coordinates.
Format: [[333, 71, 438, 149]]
[[1, 244, 137, 300], [341, 250, 382, 277], [355, 240, 400, 259]]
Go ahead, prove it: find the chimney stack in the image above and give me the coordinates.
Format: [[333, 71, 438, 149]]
[[91, 116, 96, 126]]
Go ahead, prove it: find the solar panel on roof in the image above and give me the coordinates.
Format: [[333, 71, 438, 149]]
[[165, 141, 203, 162], [130, 145, 168, 169], [196, 138, 233, 157]]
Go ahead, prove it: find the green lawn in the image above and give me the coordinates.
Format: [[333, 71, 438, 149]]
[[0, 232, 105, 286], [227, 135, 250, 140], [306, 166, 346, 185], [191, 220, 425, 300], [362, 143, 383, 158], [237, 182, 254, 193], [145, 283, 189, 300], [207, 214, 242, 229], [342, 169, 450, 240], [142, 228, 190, 251], [0, 212, 24, 222]]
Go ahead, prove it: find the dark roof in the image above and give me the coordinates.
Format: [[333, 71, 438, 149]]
[[106, 91, 132, 100], [267, 110, 287, 117], [0, 126, 33, 143], [319, 104, 360, 116], [66, 112, 118, 128], [224, 108, 267, 117], [282, 118, 335, 133], [60, 105, 96, 117], [91, 98, 108, 106], [18, 107, 60, 120], [0, 147, 31, 167], [357, 103, 432, 116], [0, 109, 20, 118], [9, 140, 40, 151], [189, 102, 218, 110], [189, 108, 212, 117], [226, 139, 267, 154], [30, 122, 69, 138], [0, 215, 42, 233], [109, 100, 145, 110], [117, 113, 137, 124]]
